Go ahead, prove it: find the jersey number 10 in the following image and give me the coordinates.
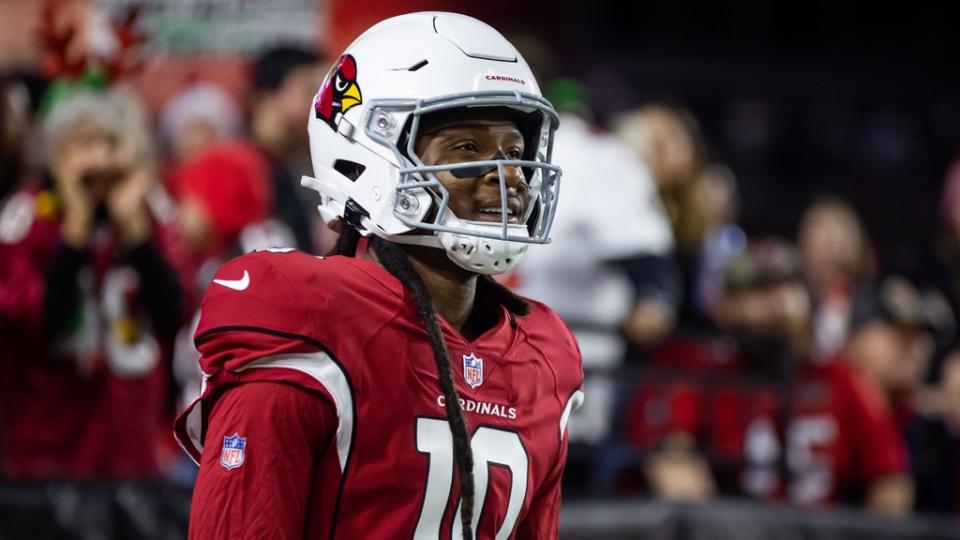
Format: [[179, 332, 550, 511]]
[[413, 417, 528, 539]]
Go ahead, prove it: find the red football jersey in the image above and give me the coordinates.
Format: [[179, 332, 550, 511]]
[[786, 358, 908, 506], [174, 250, 584, 539], [0, 186, 177, 479], [703, 381, 782, 500]]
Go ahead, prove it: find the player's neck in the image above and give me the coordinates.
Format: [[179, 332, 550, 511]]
[[401, 245, 477, 332]]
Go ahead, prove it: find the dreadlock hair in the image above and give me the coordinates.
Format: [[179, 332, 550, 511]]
[[368, 235, 476, 540], [327, 221, 361, 257], [328, 220, 530, 540]]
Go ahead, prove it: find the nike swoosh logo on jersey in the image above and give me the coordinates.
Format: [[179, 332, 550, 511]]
[[213, 270, 250, 291]]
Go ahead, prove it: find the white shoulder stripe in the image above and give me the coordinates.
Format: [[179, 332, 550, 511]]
[[239, 352, 355, 471], [179, 399, 205, 462], [559, 389, 585, 439], [176, 371, 211, 465]]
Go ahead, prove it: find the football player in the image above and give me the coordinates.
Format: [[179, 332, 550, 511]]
[[175, 12, 584, 540]]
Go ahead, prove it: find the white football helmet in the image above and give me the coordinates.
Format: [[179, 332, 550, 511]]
[[301, 11, 562, 274]]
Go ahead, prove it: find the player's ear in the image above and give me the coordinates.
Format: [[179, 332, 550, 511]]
[[327, 217, 343, 234]]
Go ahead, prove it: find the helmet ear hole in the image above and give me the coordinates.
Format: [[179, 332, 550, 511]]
[[333, 159, 366, 181]]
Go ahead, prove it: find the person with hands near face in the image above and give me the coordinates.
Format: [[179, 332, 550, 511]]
[[0, 89, 185, 479], [52, 115, 152, 250]]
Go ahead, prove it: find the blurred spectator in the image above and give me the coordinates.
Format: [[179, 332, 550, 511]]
[[797, 196, 876, 360], [692, 163, 746, 317], [0, 88, 184, 479], [0, 74, 38, 354], [634, 265, 924, 513], [924, 158, 960, 368], [711, 239, 811, 365], [787, 276, 925, 517], [168, 139, 274, 266], [906, 350, 960, 514], [0, 75, 29, 202], [612, 104, 706, 252], [514, 79, 677, 455], [158, 82, 242, 165], [622, 239, 807, 501], [157, 83, 270, 299], [249, 45, 325, 253], [612, 103, 742, 329], [712, 240, 808, 501]]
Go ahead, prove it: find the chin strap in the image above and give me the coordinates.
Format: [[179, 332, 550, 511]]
[[343, 198, 370, 229], [384, 232, 443, 248]]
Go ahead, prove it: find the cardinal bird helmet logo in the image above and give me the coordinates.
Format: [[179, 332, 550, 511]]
[[314, 54, 362, 130]]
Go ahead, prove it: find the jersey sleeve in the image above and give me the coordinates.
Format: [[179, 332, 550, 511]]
[[188, 381, 336, 539], [174, 250, 349, 463], [195, 250, 327, 348]]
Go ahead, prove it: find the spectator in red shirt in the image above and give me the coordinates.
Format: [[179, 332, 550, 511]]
[[0, 88, 184, 479], [159, 82, 243, 166], [168, 140, 274, 265], [623, 239, 808, 501], [705, 239, 809, 500], [788, 276, 926, 517]]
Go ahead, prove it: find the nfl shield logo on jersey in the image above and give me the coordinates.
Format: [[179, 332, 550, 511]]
[[220, 433, 246, 470], [463, 353, 483, 389]]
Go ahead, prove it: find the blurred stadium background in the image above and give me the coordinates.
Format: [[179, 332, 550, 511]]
[[1, 0, 959, 538]]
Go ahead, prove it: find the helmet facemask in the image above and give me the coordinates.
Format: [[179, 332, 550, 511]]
[[363, 91, 562, 274]]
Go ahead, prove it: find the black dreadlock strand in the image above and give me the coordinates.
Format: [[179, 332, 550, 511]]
[[327, 224, 361, 257], [368, 236, 476, 540]]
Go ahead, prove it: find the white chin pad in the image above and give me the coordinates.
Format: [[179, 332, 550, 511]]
[[437, 222, 529, 275]]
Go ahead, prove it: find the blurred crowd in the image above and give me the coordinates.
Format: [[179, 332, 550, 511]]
[[0, 4, 329, 487], [541, 95, 960, 519], [1, 1, 959, 528]]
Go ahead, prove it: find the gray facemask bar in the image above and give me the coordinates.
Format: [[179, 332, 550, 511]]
[[363, 90, 562, 244]]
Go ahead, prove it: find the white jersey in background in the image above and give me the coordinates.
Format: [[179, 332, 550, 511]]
[[513, 113, 674, 443]]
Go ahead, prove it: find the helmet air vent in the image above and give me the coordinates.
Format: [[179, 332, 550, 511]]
[[333, 159, 366, 181]]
